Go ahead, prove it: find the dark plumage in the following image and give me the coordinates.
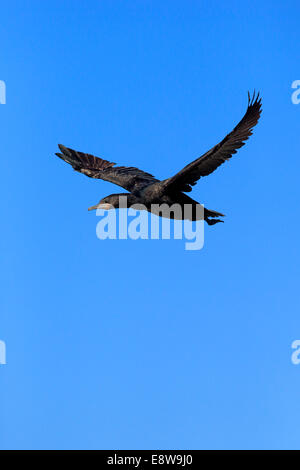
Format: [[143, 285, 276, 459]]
[[56, 91, 262, 224]]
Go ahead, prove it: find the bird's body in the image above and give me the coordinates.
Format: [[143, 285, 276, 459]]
[[56, 92, 262, 225], [97, 190, 222, 223]]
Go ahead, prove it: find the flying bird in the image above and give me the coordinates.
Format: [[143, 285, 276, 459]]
[[56, 91, 262, 224]]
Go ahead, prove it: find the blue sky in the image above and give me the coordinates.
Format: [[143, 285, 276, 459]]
[[1, 0, 300, 450]]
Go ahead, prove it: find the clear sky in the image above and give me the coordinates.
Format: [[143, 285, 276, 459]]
[[1, 0, 300, 450]]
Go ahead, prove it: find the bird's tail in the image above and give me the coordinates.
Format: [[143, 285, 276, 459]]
[[204, 208, 225, 225], [204, 208, 224, 218]]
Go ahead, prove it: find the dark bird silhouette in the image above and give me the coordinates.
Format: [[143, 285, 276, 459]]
[[56, 91, 262, 224]]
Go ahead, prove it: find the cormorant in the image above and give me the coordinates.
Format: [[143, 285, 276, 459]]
[[56, 91, 262, 224]]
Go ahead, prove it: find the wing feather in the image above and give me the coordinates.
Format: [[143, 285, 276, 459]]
[[56, 145, 158, 192], [162, 91, 262, 193]]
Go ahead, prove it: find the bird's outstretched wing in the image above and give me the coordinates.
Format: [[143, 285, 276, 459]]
[[162, 91, 262, 193], [56, 145, 158, 192]]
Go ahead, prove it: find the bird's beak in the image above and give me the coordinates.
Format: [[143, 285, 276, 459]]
[[88, 203, 113, 211]]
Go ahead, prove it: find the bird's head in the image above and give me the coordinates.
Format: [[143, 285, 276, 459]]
[[88, 193, 138, 211]]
